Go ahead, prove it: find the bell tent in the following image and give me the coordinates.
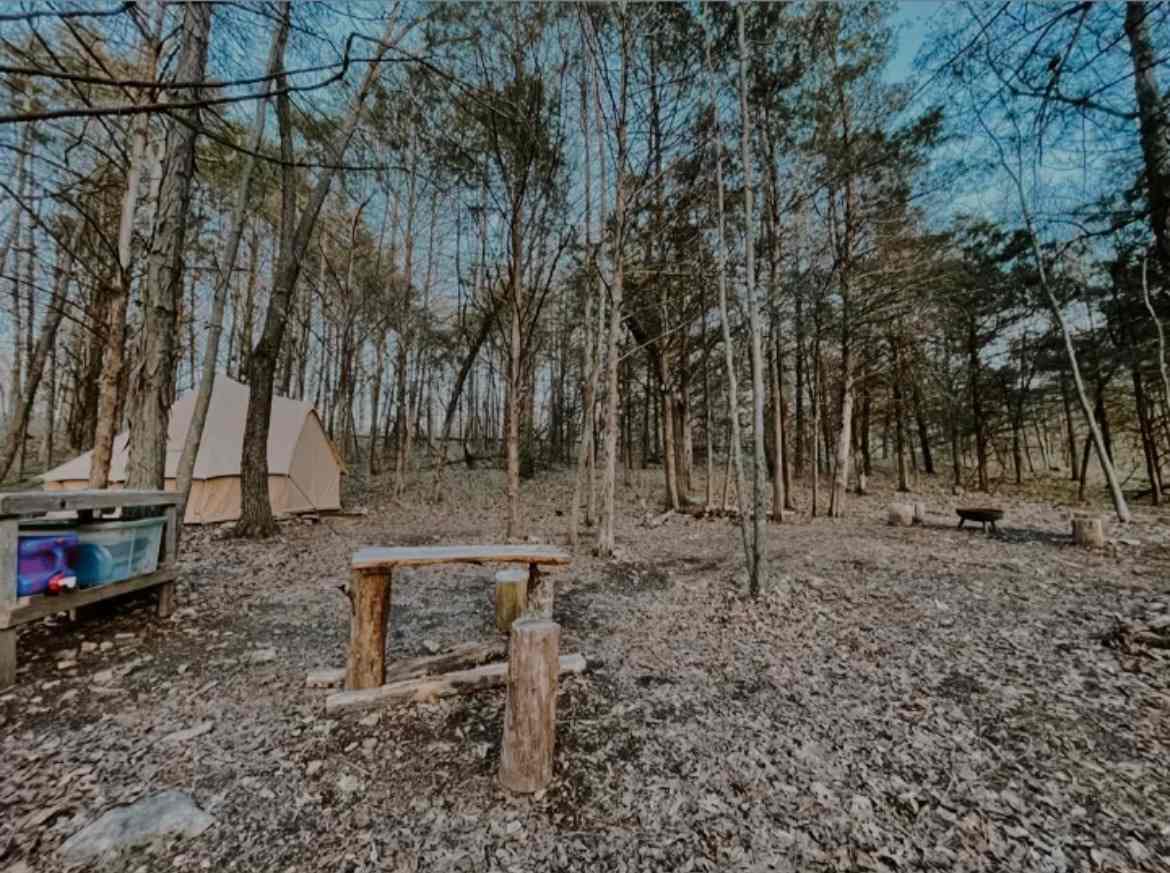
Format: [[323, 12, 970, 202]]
[[42, 376, 342, 524]]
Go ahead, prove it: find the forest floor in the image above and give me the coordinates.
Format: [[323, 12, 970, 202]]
[[1, 465, 1168, 872]]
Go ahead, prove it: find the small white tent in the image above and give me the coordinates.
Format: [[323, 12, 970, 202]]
[[42, 376, 343, 524]]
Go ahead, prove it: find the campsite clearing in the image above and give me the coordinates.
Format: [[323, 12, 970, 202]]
[[0, 468, 1166, 871]]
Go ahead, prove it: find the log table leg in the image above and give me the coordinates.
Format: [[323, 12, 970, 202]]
[[495, 569, 528, 632], [527, 562, 554, 619], [345, 567, 393, 690], [500, 617, 560, 793]]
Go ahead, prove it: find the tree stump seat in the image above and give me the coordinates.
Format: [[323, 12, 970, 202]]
[[956, 507, 1004, 533]]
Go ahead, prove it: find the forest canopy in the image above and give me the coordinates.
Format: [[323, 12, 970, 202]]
[[0, 0, 1167, 584]]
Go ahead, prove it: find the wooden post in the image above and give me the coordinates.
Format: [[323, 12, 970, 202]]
[[1, 517, 18, 687], [495, 569, 527, 632], [526, 562, 554, 619], [345, 567, 393, 690], [157, 505, 178, 618], [500, 617, 560, 794], [1072, 515, 1105, 547]]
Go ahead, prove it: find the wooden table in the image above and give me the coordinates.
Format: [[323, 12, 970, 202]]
[[1, 489, 180, 687], [346, 544, 570, 690]]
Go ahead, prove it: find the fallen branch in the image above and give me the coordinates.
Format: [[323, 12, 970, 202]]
[[325, 653, 588, 713]]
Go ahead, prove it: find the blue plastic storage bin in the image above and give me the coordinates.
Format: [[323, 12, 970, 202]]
[[16, 533, 80, 596], [20, 517, 165, 590]]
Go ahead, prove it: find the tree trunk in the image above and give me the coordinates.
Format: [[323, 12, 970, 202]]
[[705, 20, 750, 559], [90, 2, 168, 489], [736, 5, 768, 594], [238, 18, 403, 537], [0, 223, 79, 482], [1125, 2, 1170, 270], [597, 17, 627, 557]]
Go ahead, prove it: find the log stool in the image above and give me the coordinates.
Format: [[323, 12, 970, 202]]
[[1072, 515, 1105, 547], [500, 617, 560, 793]]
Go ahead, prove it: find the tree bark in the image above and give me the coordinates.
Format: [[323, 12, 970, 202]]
[[126, 0, 213, 492], [1125, 2, 1170, 270]]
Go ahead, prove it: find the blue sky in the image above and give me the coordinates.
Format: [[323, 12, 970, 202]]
[[886, 0, 943, 82]]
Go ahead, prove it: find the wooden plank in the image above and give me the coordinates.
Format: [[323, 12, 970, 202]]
[[1, 518, 17, 605], [325, 653, 587, 714], [163, 505, 179, 564], [0, 567, 177, 628], [351, 544, 570, 571], [156, 581, 176, 618], [0, 489, 180, 518], [307, 641, 508, 689]]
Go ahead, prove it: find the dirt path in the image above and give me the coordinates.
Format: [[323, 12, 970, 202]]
[[1, 469, 1167, 871]]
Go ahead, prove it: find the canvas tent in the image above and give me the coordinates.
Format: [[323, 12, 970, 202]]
[[42, 376, 342, 524]]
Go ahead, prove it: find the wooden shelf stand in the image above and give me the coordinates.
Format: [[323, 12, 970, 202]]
[[0, 489, 181, 687]]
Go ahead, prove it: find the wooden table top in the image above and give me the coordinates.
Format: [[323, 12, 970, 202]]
[[352, 544, 571, 571]]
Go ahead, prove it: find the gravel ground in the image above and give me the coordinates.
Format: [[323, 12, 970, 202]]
[[1, 467, 1168, 872]]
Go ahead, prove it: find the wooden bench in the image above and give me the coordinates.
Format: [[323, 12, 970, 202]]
[[345, 544, 570, 690], [1, 489, 181, 687]]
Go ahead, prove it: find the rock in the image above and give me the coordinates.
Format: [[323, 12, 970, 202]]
[[248, 648, 277, 664], [422, 639, 441, 655], [359, 712, 380, 728], [80, 641, 99, 654], [114, 632, 136, 641], [93, 669, 115, 685], [163, 721, 214, 744], [59, 790, 214, 862], [336, 774, 363, 798], [306, 760, 323, 777], [57, 660, 78, 671], [850, 795, 874, 820], [100, 642, 114, 652]]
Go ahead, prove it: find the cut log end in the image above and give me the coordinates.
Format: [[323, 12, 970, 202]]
[[1072, 515, 1105, 548], [887, 503, 914, 527]]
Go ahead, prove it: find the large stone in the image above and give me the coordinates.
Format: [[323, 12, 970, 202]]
[[59, 791, 213, 862]]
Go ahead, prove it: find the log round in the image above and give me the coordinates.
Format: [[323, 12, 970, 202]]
[[887, 503, 914, 527], [495, 569, 528, 632], [500, 618, 560, 794], [1072, 515, 1105, 548], [345, 568, 392, 690], [913, 502, 927, 525]]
